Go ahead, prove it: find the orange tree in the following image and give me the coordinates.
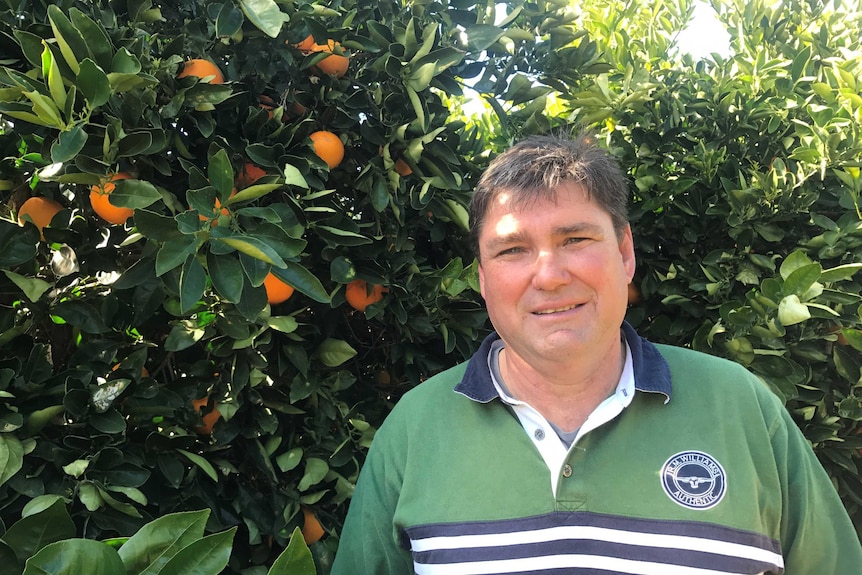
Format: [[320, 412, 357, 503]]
[[0, 0, 551, 570]]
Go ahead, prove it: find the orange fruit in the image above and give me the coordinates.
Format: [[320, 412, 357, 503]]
[[301, 507, 325, 545], [309, 131, 344, 169], [288, 101, 308, 117], [17, 197, 63, 239], [237, 163, 266, 188], [199, 189, 236, 225], [90, 172, 134, 225], [294, 35, 316, 52], [345, 279, 386, 312], [191, 397, 221, 435], [310, 40, 349, 77], [263, 272, 295, 304], [258, 95, 277, 119], [177, 59, 224, 84], [394, 158, 412, 176]]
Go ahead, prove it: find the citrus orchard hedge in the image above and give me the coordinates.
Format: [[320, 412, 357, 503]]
[[1, 0, 861, 571]]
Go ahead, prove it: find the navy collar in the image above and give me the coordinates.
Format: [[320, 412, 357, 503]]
[[453, 322, 672, 403]]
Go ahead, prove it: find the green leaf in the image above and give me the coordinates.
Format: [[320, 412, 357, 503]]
[[215, 3, 244, 38], [228, 183, 282, 204], [176, 450, 218, 482], [783, 263, 821, 298], [107, 179, 161, 209], [156, 235, 197, 276], [164, 321, 206, 352], [50, 124, 88, 163], [156, 528, 237, 575], [463, 24, 504, 51], [77, 482, 102, 511], [282, 163, 309, 188], [47, 5, 88, 75], [207, 253, 244, 303], [22, 539, 125, 575], [69, 9, 115, 71], [23, 90, 64, 128], [117, 510, 209, 575], [2, 499, 75, 564], [77, 58, 110, 107], [275, 447, 303, 473], [214, 235, 286, 267], [316, 338, 357, 367], [779, 250, 813, 280], [3, 271, 51, 303], [208, 148, 234, 198], [0, 220, 38, 266], [297, 458, 329, 491], [268, 528, 315, 575], [238, 0, 290, 38], [840, 329, 862, 352], [42, 43, 66, 112], [13, 30, 43, 68], [778, 294, 810, 326], [267, 316, 298, 333], [179, 255, 206, 314], [271, 262, 330, 303], [820, 263, 862, 283], [51, 301, 110, 333], [134, 210, 182, 242], [0, 433, 23, 488], [97, 484, 142, 517]]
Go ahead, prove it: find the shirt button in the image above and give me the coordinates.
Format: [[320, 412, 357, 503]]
[[534, 428, 545, 440], [562, 464, 573, 478]]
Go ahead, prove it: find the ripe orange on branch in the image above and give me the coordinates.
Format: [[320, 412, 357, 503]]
[[263, 272, 295, 304], [237, 162, 266, 188], [395, 158, 413, 176], [17, 197, 63, 238], [310, 40, 349, 77], [90, 172, 134, 225], [192, 397, 221, 435], [294, 35, 316, 52], [301, 507, 325, 545], [345, 279, 387, 312], [310, 131, 345, 169], [199, 189, 237, 226], [177, 59, 224, 84]]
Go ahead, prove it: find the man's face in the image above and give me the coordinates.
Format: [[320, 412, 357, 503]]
[[477, 182, 635, 367]]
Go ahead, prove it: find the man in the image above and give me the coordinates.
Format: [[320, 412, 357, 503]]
[[331, 133, 862, 574]]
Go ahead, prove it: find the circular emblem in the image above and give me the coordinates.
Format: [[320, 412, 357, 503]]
[[661, 451, 726, 510]]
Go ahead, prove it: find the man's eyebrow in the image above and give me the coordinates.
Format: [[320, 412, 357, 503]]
[[553, 222, 605, 236], [483, 231, 527, 252]]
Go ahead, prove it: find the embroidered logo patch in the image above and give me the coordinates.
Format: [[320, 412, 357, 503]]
[[661, 451, 726, 510]]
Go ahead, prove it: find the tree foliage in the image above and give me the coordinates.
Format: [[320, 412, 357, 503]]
[[0, 0, 861, 571]]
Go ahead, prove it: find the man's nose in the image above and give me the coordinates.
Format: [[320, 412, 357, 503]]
[[531, 250, 572, 291]]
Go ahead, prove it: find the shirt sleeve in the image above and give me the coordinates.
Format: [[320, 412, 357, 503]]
[[330, 415, 414, 574], [766, 390, 862, 573]]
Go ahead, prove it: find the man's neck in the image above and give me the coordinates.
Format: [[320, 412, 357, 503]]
[[498, 337, 626, 433]]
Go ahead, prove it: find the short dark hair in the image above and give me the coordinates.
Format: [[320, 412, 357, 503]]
[[468, 132, 630, 259]]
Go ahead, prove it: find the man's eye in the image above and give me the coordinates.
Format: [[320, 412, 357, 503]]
[[498, 247, 523, 256], [565, 237, 587, 245]]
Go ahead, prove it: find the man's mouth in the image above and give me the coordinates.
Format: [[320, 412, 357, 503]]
[[533, 304, 578, 315]]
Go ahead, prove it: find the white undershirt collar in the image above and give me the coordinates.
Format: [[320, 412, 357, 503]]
[[487, 337, 635, 495]]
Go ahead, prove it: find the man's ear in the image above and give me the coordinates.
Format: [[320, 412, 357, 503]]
[[478, 261, 486, 299], [620, 225, 636, 283]]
